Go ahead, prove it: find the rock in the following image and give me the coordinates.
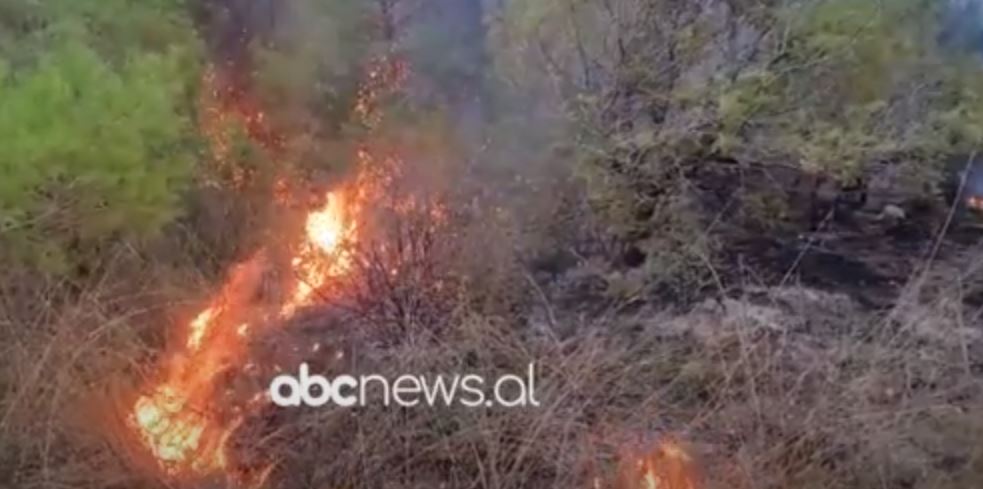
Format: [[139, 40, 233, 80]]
[[879, 204, 906, 221]]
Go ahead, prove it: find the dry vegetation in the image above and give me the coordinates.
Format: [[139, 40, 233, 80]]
[[4, 1, 983, 489], [3, 183, 983, 489]]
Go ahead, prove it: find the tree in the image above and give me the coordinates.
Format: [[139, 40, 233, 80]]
[[490, 0, 983, 292], [0, 0, 201, 271]]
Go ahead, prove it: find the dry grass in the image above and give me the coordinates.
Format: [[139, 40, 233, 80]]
[[2, 196, 983, 489], [0, 250, 204, 489]]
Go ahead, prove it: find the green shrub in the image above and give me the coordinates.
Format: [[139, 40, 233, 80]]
[[712, 0, 983, 180]]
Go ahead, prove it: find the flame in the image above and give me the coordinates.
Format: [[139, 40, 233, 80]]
[[129, 54, 405, 481], [130, 190, 357, 476], [130, 253, 266, 474], [282, 192, 356, 317], [187, 307, 218, 351], [616, 440, 700, 489], [129, 211, 352, 476]]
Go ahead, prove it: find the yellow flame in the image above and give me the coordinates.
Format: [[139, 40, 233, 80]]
[[133, 387, 210, 467], [281, 192, 355, 317], [130, 55, 402, 481], [131, 189, 361, 476], [187, 307, 219, 351], [306, 194, 348, 254]]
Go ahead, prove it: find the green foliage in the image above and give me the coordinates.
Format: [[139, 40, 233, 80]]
[[495, 0, 983, 290], [713, 0, 983, 180], [569, 0, 983, 214], [0, 0, 200, 271]]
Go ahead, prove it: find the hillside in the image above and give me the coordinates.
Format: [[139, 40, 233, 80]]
[[2, 1, 983, 489]]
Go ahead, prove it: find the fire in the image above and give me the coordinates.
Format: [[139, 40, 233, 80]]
[[282, 192, 357, 317], [129, 52, 404, 480], [615, 440, 701, 489], [187, 307, 218, 351], [307, 196, 348, 253], [133, 387, 210, 467], [129, 189, 357, 476], [130, 252, 265, 474]]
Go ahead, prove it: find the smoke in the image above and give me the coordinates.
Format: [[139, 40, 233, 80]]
[[401, 0, 489, 115], [942, 0, 983, 54], [193, 0, 277, 83], [190, 0, 579, 265]]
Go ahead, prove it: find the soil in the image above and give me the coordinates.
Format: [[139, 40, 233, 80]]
[[703, 160, 983, 310], [651, 158, 983, 310]]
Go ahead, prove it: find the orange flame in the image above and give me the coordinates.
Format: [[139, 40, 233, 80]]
[[129, 54, 405, 480], [130, 189, 357, 476], [615, 440, 701, 489]]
